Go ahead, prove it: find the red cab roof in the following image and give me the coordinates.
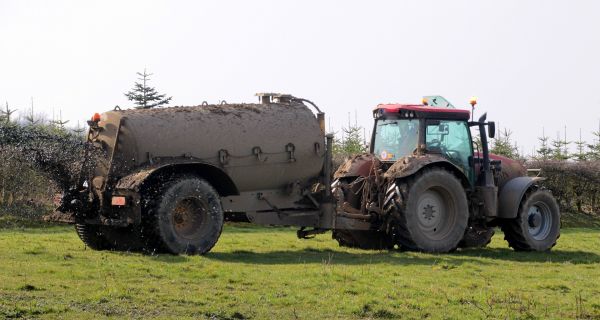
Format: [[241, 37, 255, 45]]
[[375, 103, 471, 120]]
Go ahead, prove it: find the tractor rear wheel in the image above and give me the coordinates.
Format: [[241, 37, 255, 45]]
[[144, 176, 224, 255], [394, 168, 469, 253], [501, 189, 560, 251], [458, 226, 495, 248]]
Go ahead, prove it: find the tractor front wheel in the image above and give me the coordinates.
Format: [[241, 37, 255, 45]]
[[501, 189, 560, 251]]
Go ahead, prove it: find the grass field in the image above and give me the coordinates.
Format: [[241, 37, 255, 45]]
[[1, 224, 599, 319]]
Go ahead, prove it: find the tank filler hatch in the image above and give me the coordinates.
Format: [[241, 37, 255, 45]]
[[256, 93, 294, 104]]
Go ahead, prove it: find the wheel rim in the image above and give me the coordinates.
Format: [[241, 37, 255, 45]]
[[171, 197, 208, 240], [415, 187, 456, 240], [527, 201, 552, 241]]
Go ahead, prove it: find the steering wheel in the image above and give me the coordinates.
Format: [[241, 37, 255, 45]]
[[427, 139, 441, 149], [445, 149, 461, 160]]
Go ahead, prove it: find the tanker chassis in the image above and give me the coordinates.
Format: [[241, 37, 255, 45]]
[[51, 93, 560, 254]]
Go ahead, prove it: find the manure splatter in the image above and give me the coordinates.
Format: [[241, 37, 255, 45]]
[[0, 122, 96, 191]]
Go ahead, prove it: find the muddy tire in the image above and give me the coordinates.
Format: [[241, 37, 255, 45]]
[[75, 224, 109, 250], [501, 189, 560, 251], [394, 168, 469, 253], [144, 176, 224, 255], [458, 226, 495, 248]]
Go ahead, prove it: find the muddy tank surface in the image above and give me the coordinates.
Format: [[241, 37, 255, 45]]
[[92, 99, 325, 192]]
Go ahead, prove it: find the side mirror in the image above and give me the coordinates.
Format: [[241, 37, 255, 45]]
[[488, 121, 496, 139]]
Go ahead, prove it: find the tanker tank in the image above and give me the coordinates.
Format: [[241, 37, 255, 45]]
[[91, 98, 325, 192]]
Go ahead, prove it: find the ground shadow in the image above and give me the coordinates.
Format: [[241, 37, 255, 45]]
[[205, 247, 600, 266]]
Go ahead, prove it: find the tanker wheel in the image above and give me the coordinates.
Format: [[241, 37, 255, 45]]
[[395, 168, 469, 253], [75, 224, 110, 250], [501, 189, 560, 251], [332, 230, 393, 250], [458, 226, 495, 248], [145, 176, 224, 255]]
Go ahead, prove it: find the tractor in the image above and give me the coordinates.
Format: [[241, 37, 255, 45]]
[[332, 96, 560, 252]]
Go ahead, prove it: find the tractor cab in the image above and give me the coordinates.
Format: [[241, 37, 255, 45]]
[[371, 96, 477, 184]]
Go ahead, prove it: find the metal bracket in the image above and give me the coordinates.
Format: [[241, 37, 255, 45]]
[[296, 227, 327, 239], [218, 149, 229, 166], [286, 143, 296, 162], [257, 193, 283, 216], [252, 146, 265, 162]]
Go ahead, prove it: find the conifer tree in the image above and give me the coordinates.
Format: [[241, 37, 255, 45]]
[[124, 69, 172, 109], [50, 110, 69, 128], [550, 129, 570, 161], [490, 128, 519, 159], [1, 102, 16, 123], [588, 125, 600, 160], [573, 128, 587, 162], [536, 128, 552, 161], [24, 105, 40, 125]]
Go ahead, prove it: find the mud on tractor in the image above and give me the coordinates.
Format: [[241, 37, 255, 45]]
[[49, 93, 560, 254], [332, 96, 560, 252]]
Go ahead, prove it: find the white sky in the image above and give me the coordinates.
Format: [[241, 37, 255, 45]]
[[1, 1, 599, 156]]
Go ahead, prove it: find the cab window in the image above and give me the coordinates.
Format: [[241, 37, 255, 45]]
[[425, 120, 472, 170], [373, 119, 419, 161]]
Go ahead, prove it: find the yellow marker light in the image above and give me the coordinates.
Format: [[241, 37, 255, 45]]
[[469, 96, 477, 107], [421, 97, 428, 106]]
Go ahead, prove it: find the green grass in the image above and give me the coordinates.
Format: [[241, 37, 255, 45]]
[[1, 225, 599, 319]]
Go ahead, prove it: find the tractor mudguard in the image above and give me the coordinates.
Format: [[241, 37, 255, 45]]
[[114, 161, 236, 194], [497, 176, 545, 219], [333, 153, 381, 179], [382, 154, 468, 184]]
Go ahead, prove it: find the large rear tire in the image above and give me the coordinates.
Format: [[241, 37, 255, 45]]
[[395, 169, 469, 253], [501, 189, 560, 251], [144, 176, 224, 255]]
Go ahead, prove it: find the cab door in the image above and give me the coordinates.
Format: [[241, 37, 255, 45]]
[[424, 120, 475, 186]]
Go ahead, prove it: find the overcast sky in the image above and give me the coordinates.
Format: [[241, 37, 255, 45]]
[[1, 1, 599, 156]]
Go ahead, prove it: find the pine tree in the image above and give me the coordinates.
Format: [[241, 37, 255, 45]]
[[490, 128, 519, 159], [24, 105, 40, 125], [49, 110, 69, 128], [1, 102, 16, 123], [550, 128, 570, 161], [588, 125, 600, 160], [573, 128, 587, 162], [124, 69, 172, 109], [536, 128, 552, 161], [333, 124, 367, 156]]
